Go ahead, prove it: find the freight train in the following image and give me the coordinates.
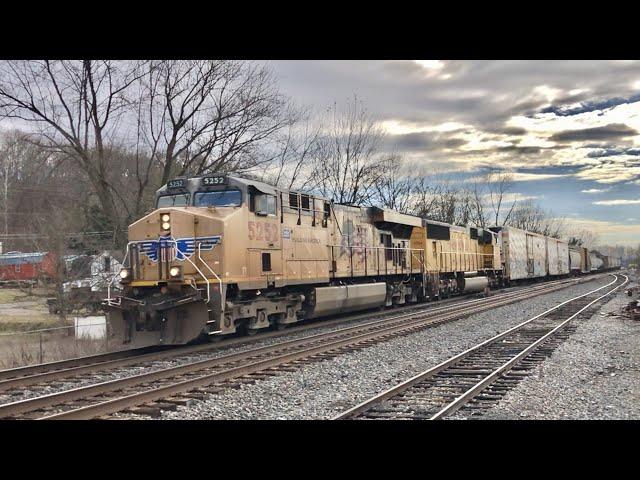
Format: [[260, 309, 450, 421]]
[[105, 175, 620, 347]]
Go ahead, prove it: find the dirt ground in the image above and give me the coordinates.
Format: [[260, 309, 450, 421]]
[[0, 288, 62, 328], [0, 287, 80, 368]]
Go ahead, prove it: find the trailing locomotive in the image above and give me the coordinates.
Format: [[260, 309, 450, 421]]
[[105, 175, 501, 347]]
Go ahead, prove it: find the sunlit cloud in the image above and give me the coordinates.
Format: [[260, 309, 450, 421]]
[[593, 199, 640, 205], [581, 188, 609, 193], [414, 60, 445, 70], [564, 218, 640, 245], [380, 119, 470, 136]]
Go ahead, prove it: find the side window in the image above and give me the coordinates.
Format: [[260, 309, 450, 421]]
[[266, 195, 276, 215], [322, 202, 330, 227], [301, 194, 310, 211], [381, 233, 393, 261], [15, 263, 21, 273], [289, 193, 299, 209], [255, 194, 277, 216], [262, 252, 272, 272]]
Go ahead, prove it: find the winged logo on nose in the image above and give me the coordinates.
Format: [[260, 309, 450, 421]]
[[137, 236, 221, 262]]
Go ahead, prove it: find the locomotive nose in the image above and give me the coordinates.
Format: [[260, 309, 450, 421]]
[[126, 207, 225, 286]]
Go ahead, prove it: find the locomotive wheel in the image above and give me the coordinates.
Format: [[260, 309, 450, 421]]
[[247, 328, 259, 336]]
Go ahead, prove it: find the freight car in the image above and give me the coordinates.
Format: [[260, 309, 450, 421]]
[[490, 226, 547, 282], [569, 246, 590, 275], [546, 237, 570, 277], [490, 226, 578, 284], [105, 175, 502, 347], [589, 251, 621, 271]]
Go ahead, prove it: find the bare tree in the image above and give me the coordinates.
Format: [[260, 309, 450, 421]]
[[567, 228, 600, 249], [507, 199, 565, 238], [264, 112, 322, 191], [314, 96, 387, 204], [141, 60, 293, 185], [0, 60, 148, 244], [370, 154, 415, 212]]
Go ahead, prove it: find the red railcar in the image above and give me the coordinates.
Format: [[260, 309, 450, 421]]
[[0, 252, 57, 282]]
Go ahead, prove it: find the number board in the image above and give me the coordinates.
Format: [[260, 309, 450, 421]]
[[167, 179, 186, 189], [202, 176, 227, 186]]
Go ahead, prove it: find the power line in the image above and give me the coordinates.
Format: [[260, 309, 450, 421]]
[[0, 231, 114, 240]]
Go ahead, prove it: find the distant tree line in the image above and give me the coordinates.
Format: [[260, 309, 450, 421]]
[[0, 60, 603, 258]]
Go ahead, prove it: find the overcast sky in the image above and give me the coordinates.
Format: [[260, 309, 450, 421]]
[[270, 60, 640, 246]]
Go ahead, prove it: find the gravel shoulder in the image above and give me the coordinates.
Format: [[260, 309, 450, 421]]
[[479, 273, 640, 420], [159, 275, 615, 420]]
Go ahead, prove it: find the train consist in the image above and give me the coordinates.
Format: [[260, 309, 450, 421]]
[[105, 175, 621, 347]]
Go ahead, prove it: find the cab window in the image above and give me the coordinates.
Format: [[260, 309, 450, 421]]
[[157, 193, 190, 207], [194, 189, 242, 207], [255, 194, 277, 216]]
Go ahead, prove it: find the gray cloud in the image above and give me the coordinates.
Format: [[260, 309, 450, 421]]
[[491, 126, 527, 136], [385, 131, 466, 153], [587, 147, 640, 158], [549, 124, 638, 142], [271, 61, 640, 134], [540, 92, 640, 117]]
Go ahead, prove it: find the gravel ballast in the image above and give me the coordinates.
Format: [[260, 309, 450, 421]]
[[0, 279, 583, 405], [477, 274, 639, 420], [160, 275, 617, 420]]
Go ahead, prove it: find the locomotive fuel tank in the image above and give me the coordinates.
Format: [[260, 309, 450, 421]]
[[304, 283, 387, 318]]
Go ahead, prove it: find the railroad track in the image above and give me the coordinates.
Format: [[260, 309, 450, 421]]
[[0, 285, 504, 386], [0, 275, 601, 420], [334, 273, 628, 421], [0, 276, 592, 396]]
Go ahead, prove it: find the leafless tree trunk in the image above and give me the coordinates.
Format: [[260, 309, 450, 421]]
[[140, 60, 293, 185], [371, 154, 415, 212], [264, 112, 321, 191], [0, 60, 148, 245], [314, 96, 387, 205]]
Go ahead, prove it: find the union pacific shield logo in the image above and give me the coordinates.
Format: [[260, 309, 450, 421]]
[[137, 235, 221, 262]]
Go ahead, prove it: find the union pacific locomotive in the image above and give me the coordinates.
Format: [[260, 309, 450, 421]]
[[105, 175, 620, 347]]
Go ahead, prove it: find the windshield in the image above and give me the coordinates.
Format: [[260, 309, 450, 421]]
[[194, 190, 242, 207], [157, 194, 190, 207]]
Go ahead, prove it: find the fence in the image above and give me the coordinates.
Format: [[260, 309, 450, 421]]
[[0, 318, 111, 368]]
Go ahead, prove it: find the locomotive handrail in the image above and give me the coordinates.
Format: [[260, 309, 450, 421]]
[[106, 243, 131, 305], [161, 238, 212, 304], [197, 242, 224, 315]]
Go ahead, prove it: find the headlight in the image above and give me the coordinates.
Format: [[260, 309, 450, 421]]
[[169, 266, 181, 278], [161, 213, 170, 222], [161, 221, 171, 230], [119, 268, 131, 281]]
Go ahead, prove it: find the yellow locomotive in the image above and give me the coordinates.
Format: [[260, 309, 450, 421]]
[[106, 175, 502, 347]]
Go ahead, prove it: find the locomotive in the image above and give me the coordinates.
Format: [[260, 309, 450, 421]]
[[105, 175, 501, 347], [105, 175, 621, 348]]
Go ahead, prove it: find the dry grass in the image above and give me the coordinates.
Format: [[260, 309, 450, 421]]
[[0, 288, 30, 304], [0, 332, 110, 369], [0, 286, 112, 369], [0, 287, 64, 330]]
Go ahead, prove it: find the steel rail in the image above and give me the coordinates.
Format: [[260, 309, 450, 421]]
[[429, 274, 628, 419], [0, 275, 589, 419], [333, 274, 626, 420], [0, 276, 592, 392]]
